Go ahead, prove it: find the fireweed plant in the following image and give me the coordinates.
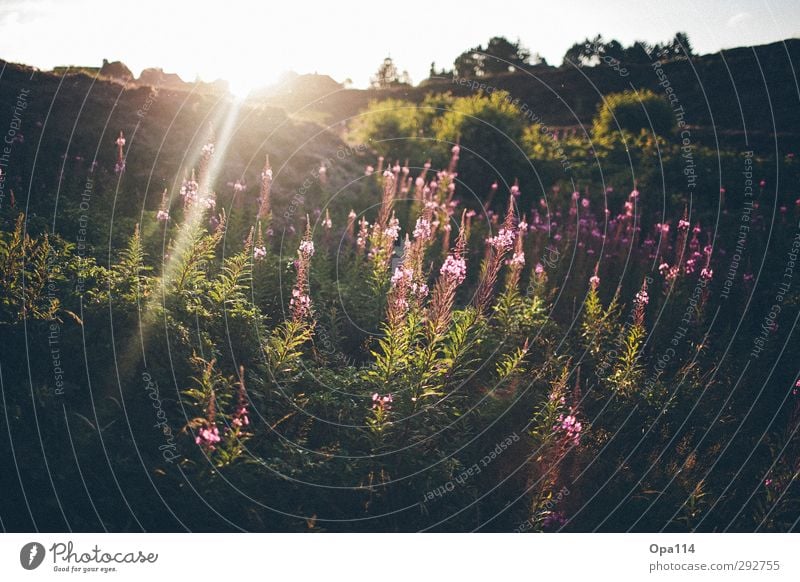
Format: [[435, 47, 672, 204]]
[[1, 124, 799, 533]]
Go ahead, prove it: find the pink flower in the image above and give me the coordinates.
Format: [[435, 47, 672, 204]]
[[440, 253, 467, 285], [413, 217, 432, 241], [299, 239, 315, 257], [487, 228, 515, 251], [391, 266, 414, 287], [290, 290, 312, 319], [635, 287, 649, 307], [156, 209, 170, 222], [543, 511, 567, 530], [365, 165, 374, 176], [371, 393, 393, 411], [555, 412, 582, 446], [507, 251, 525, 267], [180, 176, 199, 203], [411, 281, 429, 299], [232, 405, 250, 428], [253, 246, 267, 260], [356, 217, 369, 250], [589, 275, 600, 290], [195, 425, 221, 450], [384, 215, 401, 241]]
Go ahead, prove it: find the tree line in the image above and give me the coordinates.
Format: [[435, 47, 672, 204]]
[[370, 32, 694, 88]]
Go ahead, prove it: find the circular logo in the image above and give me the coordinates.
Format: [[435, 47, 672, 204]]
[[20, 542, 46, 570]]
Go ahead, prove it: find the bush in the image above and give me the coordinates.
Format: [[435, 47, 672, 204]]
[[592, 89, 675, 142], [434, 90, 530, 203]]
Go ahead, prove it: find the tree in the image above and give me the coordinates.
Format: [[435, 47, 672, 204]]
[[562, 33, 691, 67], [592, 89, 675, 141], [562, 40, 590, 67], [370, 57, 407, 89], [622, 41, 653, 65], [562, 35, 613, 67], [434, 90, 530, 204], [352, 98, 425, 162], [454, 46, 485, 77], [530, 53, 549, 67], [453, 36, 531, 77], [670, 32, 694, 58], [483, 36, 531, 74]]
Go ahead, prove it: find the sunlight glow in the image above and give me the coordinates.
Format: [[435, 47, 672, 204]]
[[226, 70, 279, 99]]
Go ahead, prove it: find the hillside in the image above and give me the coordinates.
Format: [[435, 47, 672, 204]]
[[264, 39, 800, 153], [0, 59, 361, 246]]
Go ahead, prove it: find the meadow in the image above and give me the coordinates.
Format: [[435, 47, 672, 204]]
[[1, 51, 799, 532]]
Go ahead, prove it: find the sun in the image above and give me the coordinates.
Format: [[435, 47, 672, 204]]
[[226, 74, 258, 100], [226, 69, 279, 100]]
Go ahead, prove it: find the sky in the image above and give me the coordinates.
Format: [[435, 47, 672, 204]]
[[0, 0, 798, 93]]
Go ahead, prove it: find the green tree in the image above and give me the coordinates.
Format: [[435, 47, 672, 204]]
[[592, 89, 675, 142], [352, 98, 424, 161], [483, 36, 531, 74], [434, 90, 529, 204], [454, 46, 485, 77], [370, 57, 408, 89], [454, 36, 531, 77]]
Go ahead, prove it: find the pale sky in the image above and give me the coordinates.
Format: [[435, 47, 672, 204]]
[[0, 0, 798, 92]]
